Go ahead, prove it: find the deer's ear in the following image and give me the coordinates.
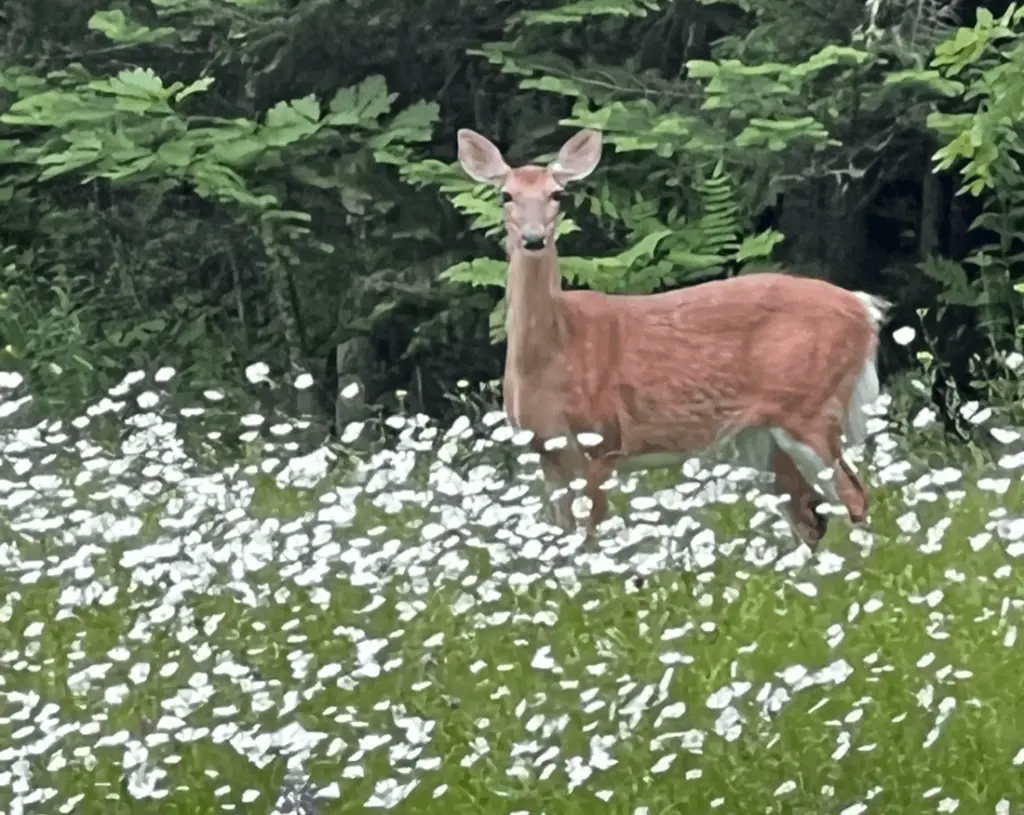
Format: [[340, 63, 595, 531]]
[[549, 129, 602, 185], [457, 129, 510, 185]]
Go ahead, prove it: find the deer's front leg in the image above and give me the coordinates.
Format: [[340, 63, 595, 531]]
[[583, 457, 616, 536], [537, 448, 578, 531]]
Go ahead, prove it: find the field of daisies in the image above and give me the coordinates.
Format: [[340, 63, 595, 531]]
[[0, 363, 1022, 815]]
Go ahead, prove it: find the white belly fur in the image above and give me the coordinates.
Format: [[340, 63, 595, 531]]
[[611, 425, 840, 502], [613, 427, 777, 475]]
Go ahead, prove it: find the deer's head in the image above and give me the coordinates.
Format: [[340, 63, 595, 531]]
[[456, 128, 603, 255]]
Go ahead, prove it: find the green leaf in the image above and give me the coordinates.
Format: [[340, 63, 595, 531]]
[[88, 9, 128, 39], [489, 298, 508, 344], [1, 91, 114, 127], [932, 26, 988, 74], [926, 110, 974, 137], [389, 101, 439, 138], [156, 139, 195, 168], [93, 68, 168, 100], [327, 76, 393, 127], [262, 99, 321, 147], [668, 249, 727, 270], [189, 160, 266, 208], [448, 190, 504, 233], [210, 137, 267, 166], [686, 60, 720, 79], [0, 139, 21, 162], [790, 45, 870, 77], [747, 116, 823, 133], [519, 76, 584, 97], [88, 9, 176, 44], [36, 146, 103, 180], [650, 116, 692, 136], [291, 95, 321, 123], [617, 229, 673, 266], [735, 117, 828, 147], [96, 155, 156, 181], [175, 77, 215, 102], [261, 209, 313, 224], [883, 69, 965, 97], [736, 229, 785, 261], [368, 101, 439, 150], [719, 60, 789, 78], [922, 257, 970, 291], [510, 0, 661, 26], [441, 258, 507, 288]]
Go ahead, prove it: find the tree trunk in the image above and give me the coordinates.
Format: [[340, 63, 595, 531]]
[[919, 167, 943, 259], [778, 179, 868, 289], [335, 336, 372, 432]]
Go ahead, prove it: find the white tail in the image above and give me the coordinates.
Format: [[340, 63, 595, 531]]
[[457, 126, 890, 546]]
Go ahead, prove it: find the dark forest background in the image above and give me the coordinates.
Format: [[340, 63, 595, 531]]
[[1, 0, 1022, 440]]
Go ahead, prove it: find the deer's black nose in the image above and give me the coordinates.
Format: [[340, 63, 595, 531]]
[[522, 234, 546, 251]]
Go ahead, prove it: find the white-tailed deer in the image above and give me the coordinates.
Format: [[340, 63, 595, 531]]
[[456, 126, 890, 548]]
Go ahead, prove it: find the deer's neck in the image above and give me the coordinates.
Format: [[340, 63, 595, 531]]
[[505, 245, 566, 372]]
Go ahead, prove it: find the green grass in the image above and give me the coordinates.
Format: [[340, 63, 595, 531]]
[[0, 388, 1023, 814]]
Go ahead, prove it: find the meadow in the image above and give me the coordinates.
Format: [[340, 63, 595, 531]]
[[0, 365, 1022, 815]]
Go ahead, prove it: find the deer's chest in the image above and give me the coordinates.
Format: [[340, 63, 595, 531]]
[[503, 366, 623, 456], [503, 368, 564, 437]]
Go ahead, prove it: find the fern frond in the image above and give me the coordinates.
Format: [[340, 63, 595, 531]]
[[693, 164, 741, 258]]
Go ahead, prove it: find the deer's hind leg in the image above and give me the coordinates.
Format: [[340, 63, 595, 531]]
[[837, 453, 869, 525], [771, 445, 829, 548], [770, 419, 869, 534]]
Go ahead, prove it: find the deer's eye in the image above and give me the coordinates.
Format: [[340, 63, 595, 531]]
[[499, 191, 513, 204], [550, 189, 565, 202]]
